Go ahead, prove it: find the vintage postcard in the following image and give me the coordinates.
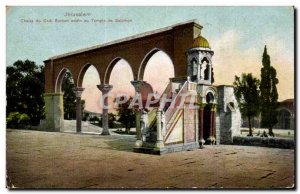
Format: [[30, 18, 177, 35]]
[[6, 6, 295, 189]]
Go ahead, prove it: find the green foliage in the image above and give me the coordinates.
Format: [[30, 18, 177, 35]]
[[115, 96, 136, 134], [89, 116, 100, 123], [6, 60, 45, 126], [6, 112, 30, 129], [98, 113, 116, 127], [62, 72, 76, 119], [260, 46, 279, 136], [234, 73, 260, 136], [61, 72, 85, 120], [108, 113, 116, 127], [82, 112, 89, 121]]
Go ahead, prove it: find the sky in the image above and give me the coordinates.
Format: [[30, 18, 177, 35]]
[[6, 6, 294, 113]]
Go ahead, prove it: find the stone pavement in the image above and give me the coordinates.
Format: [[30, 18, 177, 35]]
[[6, 129, 294, 189]]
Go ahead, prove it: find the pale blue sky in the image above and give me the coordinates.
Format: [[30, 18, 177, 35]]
[[6, 6, 293, 66]]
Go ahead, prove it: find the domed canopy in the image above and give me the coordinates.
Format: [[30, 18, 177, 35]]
[[191, 35, 210, 49]]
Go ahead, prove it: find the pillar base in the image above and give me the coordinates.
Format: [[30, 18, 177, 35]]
[[135, 140, 143, 148], [207, 136, 216, 145], [154, 140, 164, 150], [199, 138, 205, 149], [101, 129, 110, 135]]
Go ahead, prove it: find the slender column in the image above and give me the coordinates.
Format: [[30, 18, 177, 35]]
[[140, 110, 148, 143], [208, 63, 212, 82], [199, 103, 206, 148], [208, 104, 216, 145], [131, 80, 145, 147], [73, 87, 85, 133], [155, 110, 164, 150], [197, 63, 201, 82], [97, 84, 113, 135]]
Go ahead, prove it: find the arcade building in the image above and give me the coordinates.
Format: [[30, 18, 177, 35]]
[[42, 20, 242, 154]]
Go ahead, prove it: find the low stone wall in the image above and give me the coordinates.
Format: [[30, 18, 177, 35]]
[[233, 136, 295, 149]]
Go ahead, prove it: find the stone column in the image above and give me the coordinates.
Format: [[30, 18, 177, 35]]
[[155, 110, 164, 150], [73, 87, 85, 133], [208, 63, 212, 83], [197, 62, 201, 81], [140, 109, 148, 143], [131, 80, 145, 147], [43, 93, 64, 132], [97, 84, 113, 135], [199, 103, 206, 148]]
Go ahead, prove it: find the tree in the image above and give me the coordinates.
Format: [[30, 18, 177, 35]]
[[6, 60, 44, 126], [115, 96, 136, 134], [260, 46, 279, 136], [233, 73, 260, 136], [61, 72, 85, 120]]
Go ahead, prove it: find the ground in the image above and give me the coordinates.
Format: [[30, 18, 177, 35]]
[[6, 121, 295, 189]]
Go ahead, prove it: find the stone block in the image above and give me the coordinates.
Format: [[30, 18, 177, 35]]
[[42, 93, 64, 132]]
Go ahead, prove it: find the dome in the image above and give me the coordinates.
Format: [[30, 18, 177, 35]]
[[191, 35, 210, 49]]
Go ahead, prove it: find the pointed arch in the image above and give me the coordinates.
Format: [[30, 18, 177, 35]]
[[55, 68, 74, 93], [104, 57, 134, 84], [138, 48, 174, 80], [77, 63, 101, 87]]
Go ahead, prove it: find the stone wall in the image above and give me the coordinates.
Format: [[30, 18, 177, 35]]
[[233, 136, 295, 149], [217, 85, 242, 144]]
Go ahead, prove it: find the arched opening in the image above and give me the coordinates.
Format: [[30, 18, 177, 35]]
[[277, 109, 291, 129], [108, 58, 135, 112], [55, 68, 74, 93], [190, 58, 198, 82], [54, 68, 79, 132], [202, 57, 210, 81], [108, 58, 135, 134], [206, 92, 214, 104], [79, 65, 102, 133], [79, 64, 101, 113], [141, 49, 175, 95], [80, 65, 101, 112], [77, 64, 101, 88]]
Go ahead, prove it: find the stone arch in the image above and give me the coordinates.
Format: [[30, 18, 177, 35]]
[[77, 63, 101, 87], [277, 108, 292, 129], [201, 56, 210, 63], [204, 87, 218, 104], [55, 67, 74, 93], [138, 48, 174, 80], [104, 57, 134, 84], [201, 57, 210, 81], [200, 53, 212, 64]]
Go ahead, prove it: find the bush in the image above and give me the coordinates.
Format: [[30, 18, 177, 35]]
[[82, 113, 89, 121], [89, 116, 99, 124], [98, 113, 116, 128], [6, 112, 30, 129]]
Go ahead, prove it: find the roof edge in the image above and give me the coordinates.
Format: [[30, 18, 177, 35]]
[[44, 19, 201, 62]]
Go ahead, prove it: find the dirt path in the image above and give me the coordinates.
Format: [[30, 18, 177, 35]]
[[6, 129, 294, 189]]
